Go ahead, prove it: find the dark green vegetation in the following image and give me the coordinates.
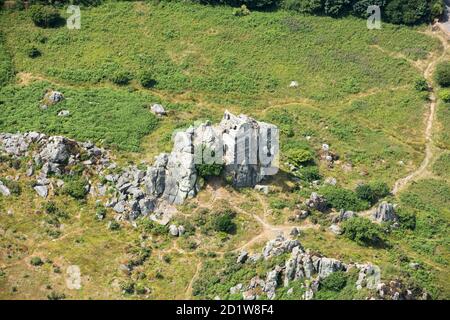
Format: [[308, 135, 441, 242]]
[[341, 216, 385, 246], [29, 4, 63, 28], [435, 61, 450, 87], [0, 33, 13, 86], [198, 0, 443, 25]]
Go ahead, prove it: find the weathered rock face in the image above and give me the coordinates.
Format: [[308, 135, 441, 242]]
[[218, 111, 278, 188], [162, 128, 198, 205], [373, 202, 398, 222]]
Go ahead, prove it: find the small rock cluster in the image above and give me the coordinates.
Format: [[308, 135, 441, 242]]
[[304, 192, 328, 212], [0, 132, 111, 199], [320, 143, 339, 168]]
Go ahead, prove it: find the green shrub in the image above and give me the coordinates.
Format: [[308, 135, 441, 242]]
[[439, 89, 450, 103], [341, 217, 385, 246], [298, 166, 321, 182], [29, 5, 62, 28], [139, 218, 168, 235], [435, 62, 450, 87], [233, 5, 251, 16], [285, 148, 314, 168], [110, 70, 132, 85], [321, 186, 370, 211], [397, 209, 416, 230], [355, 181, 390, 205], [47, 291, 66, 300], [385, 0, 430, 25], [30, 257, 44, 266], [108, 220, 121, 231], [414, 78, 428, 91], [63, 177, 88, 200], [211, 209, 236, 234], [26, 46, 41, 58], [320, 271, 348, 291], [281, 0, 323, 13], [139, 71, 157, 88]]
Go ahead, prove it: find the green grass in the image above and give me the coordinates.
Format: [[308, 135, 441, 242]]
[[0, 2, 439, 107], [433, 152, 450, 180], [0, 81, 159, 151], [0, 32, 13, 86]]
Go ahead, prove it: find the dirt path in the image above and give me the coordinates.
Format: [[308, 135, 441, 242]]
[[185, 261, 202, 299], [392, 29, 448, 195]]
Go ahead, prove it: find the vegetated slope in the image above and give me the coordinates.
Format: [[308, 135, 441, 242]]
[[0, 2, 441, 185], [0, 2, 449, 300]]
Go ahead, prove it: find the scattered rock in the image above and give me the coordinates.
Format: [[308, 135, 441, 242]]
[[230, 283, 243, 295], [305, 192, 328, 212], [290, 227, 300, 237], [324, 177, 337, 186], [0, 182, 11, 197], [329, 224, 342, 235], [289, 81, 299, 88], [237, 251, 248, 264], [45, 90, 64, 104], [66, 265, 81, 290], [33, 185, 48, 198], [58, 110, 70, 117], [169, 224, 179, 237], [150, 103, 167, 116], [254, 184, 269, 195]]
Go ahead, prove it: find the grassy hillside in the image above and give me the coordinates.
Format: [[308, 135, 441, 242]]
[[0, 2, 449, 300]]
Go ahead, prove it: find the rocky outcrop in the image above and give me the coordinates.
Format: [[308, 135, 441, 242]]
[[229, 233, 428, 300], [0, 132, 113, 208], [305, 192, 328, 212], [0, 111, 278, 224], [372, 202, 398, 222]]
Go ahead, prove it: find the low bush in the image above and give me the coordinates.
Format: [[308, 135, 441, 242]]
[[26, 46, 41, 58], [211, 209, 236, 234], [320, 271, 348, 291], [29, 5, 62, 28], [285, 148, 314, 168], [414, 78, 428, 91], [439, 89, 450, 103], [298, 166, 321, 182], [30, 257, 44, 266], [321, 186, 370, 211], [341, 217, 385, 247], [435, 62, 450, 87], [110, 70, 132, 85], [63, 177, 88, 200], [139, 71, 157, 88], [355, 181, 390, 205]]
